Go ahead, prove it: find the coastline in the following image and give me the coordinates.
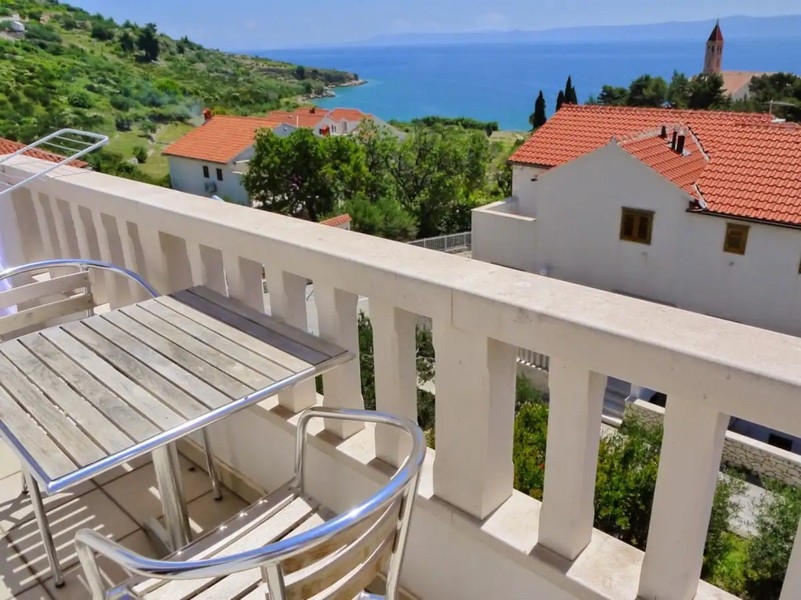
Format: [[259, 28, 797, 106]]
[[302, 78, 368, 101]]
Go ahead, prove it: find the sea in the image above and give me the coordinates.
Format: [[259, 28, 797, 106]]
[[260, 38, 801, 131]]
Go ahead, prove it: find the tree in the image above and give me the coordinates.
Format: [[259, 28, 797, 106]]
[[137, 23, 160, 62], [597, 85, 629, 106], [133, 145, 148, 163], [687, 73, 730, 109], [564, 75, 578, 105], [667, 70, 690, 108], [90, 22, 115, 41], [119, 30, 135, 53], [529, 90, 547, 130], [555, 90, 565, 111], [295, 65, 306, 80], [627, 74, 668, 107], [343, 195, 416, 241]]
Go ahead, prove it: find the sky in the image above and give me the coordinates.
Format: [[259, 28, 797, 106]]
[[66, 0, 800, 50]]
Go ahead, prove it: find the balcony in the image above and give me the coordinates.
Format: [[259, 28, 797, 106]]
[[1, 155, 800, 599]]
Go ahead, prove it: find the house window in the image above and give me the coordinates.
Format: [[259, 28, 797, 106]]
[[620, 208, 653, 244], [723, 223, 749, 255], [202, 165, 209, 178], [216, 168, 223, 182]]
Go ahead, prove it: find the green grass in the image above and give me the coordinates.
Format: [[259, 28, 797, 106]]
[[103, 121, 194, 180]]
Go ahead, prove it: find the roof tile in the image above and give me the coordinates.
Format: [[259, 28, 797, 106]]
[[163, 116, 283, 163]]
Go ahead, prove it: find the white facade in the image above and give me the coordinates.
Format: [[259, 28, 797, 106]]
[[474, 142, 801, 337], [166, 124, 295, 205]]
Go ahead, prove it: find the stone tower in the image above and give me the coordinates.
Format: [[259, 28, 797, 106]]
[[703, 20, 724, 74]]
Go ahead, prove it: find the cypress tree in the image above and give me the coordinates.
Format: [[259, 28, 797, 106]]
[[556, 90, 566, 111], [564, 75, 578, 105], [529, 90, 547, 130]]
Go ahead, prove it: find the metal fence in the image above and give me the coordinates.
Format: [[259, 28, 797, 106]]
[[409, 232, 472, 253], [517, 348, 550, 371]]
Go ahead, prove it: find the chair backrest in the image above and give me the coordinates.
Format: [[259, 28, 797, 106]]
[[0, 259, 158, 340]]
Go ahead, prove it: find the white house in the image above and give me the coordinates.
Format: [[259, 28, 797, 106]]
[[163, 113, 295, 204], [473, 103, 801, 449]]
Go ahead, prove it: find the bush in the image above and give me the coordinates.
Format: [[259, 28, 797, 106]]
[[110, 95, 135, 111], [133, 145, 148, 163], [743, 481, 801, 599], [67, 90, 93, 108], [90, 22, 115, 41], [115, 116, 133, 131]]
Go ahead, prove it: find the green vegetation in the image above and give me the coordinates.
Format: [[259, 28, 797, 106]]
[[406, 116, 499, 136], [589, 70, 801, 120], [245, 121, 511, 240], [529, 91, 547, 131], [0, 0, 357, 182]]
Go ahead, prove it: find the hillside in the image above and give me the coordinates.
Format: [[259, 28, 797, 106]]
[[0, 0, 358, 182]]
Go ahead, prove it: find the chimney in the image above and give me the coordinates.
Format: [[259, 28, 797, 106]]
[[660, 125, 668, 138], [676, 133, 686, 154], [202, 109, 213, 124], [671, 129, 678, 150], [310, 106, 316, 114]]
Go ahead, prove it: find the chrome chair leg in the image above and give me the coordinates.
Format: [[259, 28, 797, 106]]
[[201, 430, 223, 501], [25, 472, 64, 587], [20, 471, 28, 495]]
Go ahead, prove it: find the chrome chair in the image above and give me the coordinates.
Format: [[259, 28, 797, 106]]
[[76, 407, 426, 600], [0, 258, 223, 586]]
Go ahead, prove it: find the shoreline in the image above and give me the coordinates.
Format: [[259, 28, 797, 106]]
[[301, 78, 368, 101]]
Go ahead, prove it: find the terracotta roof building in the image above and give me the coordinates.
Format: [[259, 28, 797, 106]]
[[700, 20, 774, 99], [0, 137, 89, 168]]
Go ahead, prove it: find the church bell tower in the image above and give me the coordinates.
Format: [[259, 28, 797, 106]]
[[703, 20, 724, 75]]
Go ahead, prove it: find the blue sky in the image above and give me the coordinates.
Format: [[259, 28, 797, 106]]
[[67, 0, 799, 49]]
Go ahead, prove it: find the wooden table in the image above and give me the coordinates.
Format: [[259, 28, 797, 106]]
[[0, 285, 351, 556]]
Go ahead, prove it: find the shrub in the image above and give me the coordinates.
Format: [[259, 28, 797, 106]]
[[115, 116, 132, 131], [90, 22, 115, 41], [743, 480, 801, 599], [133, 145, 148, 163], [67, 90, 93, 108], [110, 95, 135, 111]]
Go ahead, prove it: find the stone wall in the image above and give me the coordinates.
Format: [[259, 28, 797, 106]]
[[625, 400, 801, 487]]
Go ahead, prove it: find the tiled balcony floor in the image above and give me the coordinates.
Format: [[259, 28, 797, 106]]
[[0, 441, 248, 599]]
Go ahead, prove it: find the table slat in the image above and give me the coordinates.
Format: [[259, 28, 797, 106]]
[[0, 340, 133, 454], [0, 352, 106, 468], [20, 334, 160, 443], [101, 311, 252, 400], [64, 321, 209, 421], [172, 290, 323, 370], [141, 300, 295, 382], [0, 385, 77, 480], [190, 286, 343, 360], [120, 305, 273, 391], [156, 295, 312, 374], [81, 316, 230, 411], [40, 327, 185, 433]]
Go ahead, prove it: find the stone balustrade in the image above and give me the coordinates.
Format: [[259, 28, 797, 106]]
[[2, 156, 801, 599]]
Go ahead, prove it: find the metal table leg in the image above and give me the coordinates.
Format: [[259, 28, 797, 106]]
[[144, 443, 191, 554], [25, 472, 64, 587]]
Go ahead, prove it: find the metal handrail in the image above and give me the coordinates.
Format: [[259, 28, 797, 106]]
[[0, 258, 159, 298], [75, 407, 425, 597]]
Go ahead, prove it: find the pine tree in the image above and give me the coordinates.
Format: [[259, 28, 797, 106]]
[[529, 91, 547, 130], [556, 90, 566, 111]]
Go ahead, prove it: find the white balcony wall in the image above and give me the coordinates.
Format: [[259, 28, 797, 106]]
[[4, 156, 800, 599]]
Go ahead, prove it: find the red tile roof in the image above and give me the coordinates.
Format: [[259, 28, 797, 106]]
[[328, 108, 367, 122], [320, 214, 352, 227], [510, 104, 772, 168], [695, 124, 801, 225], [618, 127, 709, 197], [0, 137, 89, 168], [519, 105, 801, 226], [163, 116, 283, 163]]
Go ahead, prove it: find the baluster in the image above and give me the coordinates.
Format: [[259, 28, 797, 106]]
[[780, 517, 801, 600], [265, 270, 315, 412], [69, 203, 107, 304], [314, 284, 363, 439], [638, 397, 728, 600], [432, 323, 516, 519], [91, 212, 134, 308], [371, 301, 418, 467], [200, 245, 226, 295], [31, 193, 58, 259], [538, 357, 605, 559], [223, 255, 264, 311]]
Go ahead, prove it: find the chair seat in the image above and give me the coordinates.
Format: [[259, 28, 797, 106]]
[[123, 484, 331, 599]]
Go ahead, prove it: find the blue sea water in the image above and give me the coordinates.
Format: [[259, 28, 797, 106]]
[[261, 39, 801, 130]]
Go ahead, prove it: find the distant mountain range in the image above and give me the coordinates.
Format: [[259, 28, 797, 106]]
[[356, 15, 801, 47]]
